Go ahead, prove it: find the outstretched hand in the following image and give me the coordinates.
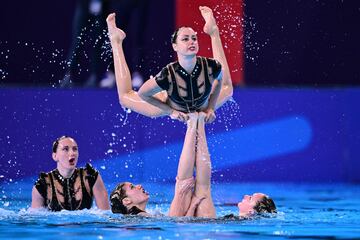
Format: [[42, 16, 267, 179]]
[[192, 195, 206, 209], [106, 13, 126, 44], [203, 108, 216, 123], [178, 178, 195, 196]]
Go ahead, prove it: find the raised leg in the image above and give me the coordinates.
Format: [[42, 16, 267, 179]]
[[193, 112, 216, 218], [199, 6, 234, 109], [106, 13, 168, 117], [168, 113, 198, 216]]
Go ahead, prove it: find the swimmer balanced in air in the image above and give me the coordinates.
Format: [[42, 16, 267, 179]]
[[106, 6, 233, 123]]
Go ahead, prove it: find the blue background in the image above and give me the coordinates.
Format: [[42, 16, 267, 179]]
[[0, 1, 359, 186], [1, 87, 359, 184]]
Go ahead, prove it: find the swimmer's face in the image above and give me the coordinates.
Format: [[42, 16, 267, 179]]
[[238, 193, 266, 217], [122, 182, 149, 205], [172, 27, 199, 57], [52, 137, 79, 170]]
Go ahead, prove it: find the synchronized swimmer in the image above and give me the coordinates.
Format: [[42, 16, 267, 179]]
[[31, 136, 109, 211], [106, 6, 233, 123], [29, 6, 276, 218], [106, 6, 276, 218]]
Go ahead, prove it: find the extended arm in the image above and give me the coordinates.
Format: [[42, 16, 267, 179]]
[[203, 79, 222, 123], [137, 79, 174, 116], [92, 174, 110, 210], [31, 186, 45, 209]]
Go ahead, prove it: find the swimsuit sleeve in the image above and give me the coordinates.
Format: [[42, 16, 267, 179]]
[[34, 172, 48, 200], [154, 66, 170, 90], [85, 163, 99, 189], [206, 58, 222, 80]]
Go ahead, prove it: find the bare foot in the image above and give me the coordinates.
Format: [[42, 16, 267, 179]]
[[199, 6, 219, 36], [106, 13, 126, 44]]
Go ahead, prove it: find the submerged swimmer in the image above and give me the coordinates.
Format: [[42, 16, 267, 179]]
[[110, 112, 215, 217], [110, 113, 277, 218], [237, 193, 276, 217], [31, 136, 110, 211], [106, 6, 233, 123]]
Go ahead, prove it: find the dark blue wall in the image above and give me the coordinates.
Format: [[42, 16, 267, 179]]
[[0, 0, 174, 86], [1, 1, 359, 86], [0, 88, 359, 184], [244, 0, 360, 85]]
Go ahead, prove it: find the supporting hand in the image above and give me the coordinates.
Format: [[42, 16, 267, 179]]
[[185, 195, 206, 217], [202, 108, 216, 123], [170, 110, 189, 123]]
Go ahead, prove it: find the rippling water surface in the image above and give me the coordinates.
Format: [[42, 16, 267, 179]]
[[0, 182, 359, 239]]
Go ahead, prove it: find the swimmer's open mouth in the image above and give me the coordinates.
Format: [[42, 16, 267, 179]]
[[69, 158, 76, 164], [189, 46, 196, 51]]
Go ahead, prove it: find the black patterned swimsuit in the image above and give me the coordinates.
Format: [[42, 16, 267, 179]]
[[155, 57, 222, 113], [34, 163, 98, 211]]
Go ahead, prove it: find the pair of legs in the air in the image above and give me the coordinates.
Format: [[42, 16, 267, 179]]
[[109, 112, 216, 217], [168, 112, 215, 217], [106, 6, 232, 217], [106, 6, 233, 120], [168, 113, 277, 218]]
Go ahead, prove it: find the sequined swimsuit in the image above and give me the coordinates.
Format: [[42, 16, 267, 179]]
[[34, 163, 98, 211], [155, 57, 222, 113]]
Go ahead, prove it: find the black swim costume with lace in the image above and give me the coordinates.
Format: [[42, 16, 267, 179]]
[[34, 163, 98, 211], [155, 56, 222, 113]]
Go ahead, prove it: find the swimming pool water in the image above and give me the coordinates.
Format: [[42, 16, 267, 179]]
[[0, 182, 359, 239]]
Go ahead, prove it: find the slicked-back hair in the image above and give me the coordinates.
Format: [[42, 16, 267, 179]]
[[52, 135, 73, 153], [171, 26, 191, 44], [110, 182, 128, 214], [254, 196, 277, 214]]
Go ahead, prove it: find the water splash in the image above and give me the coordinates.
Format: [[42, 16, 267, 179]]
[[212, 2, 269, 65], [0, 40, 68, 85]]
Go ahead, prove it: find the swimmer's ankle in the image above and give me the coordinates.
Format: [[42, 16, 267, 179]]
[[208, 27, 220, 37]]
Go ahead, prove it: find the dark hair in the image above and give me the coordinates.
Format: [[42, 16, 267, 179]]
[[110, 182, 128, 214], [171, 26, 191, 44], [254, 196, 277, 214], [52, 135, 73, 153], [110, 182, 146, 215]]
